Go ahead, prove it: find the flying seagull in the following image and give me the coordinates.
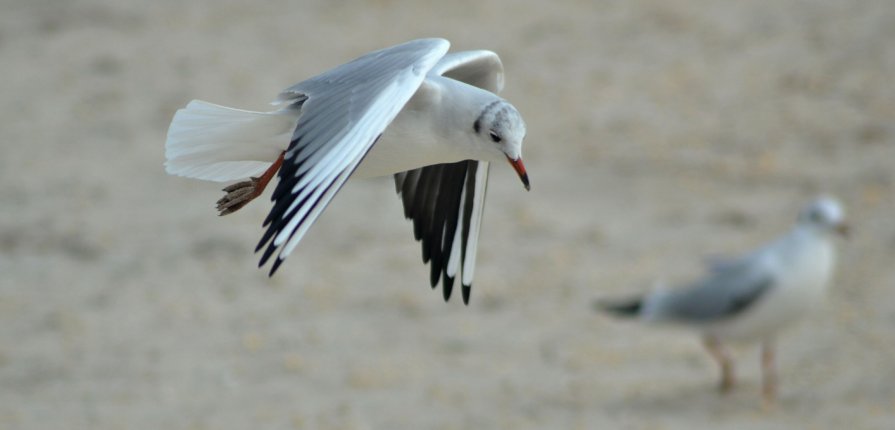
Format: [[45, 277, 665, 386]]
[[598, 197, 847, 405], [165, 38, 530, 304]]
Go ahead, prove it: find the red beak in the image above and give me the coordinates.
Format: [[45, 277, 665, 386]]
[[506, 156, 530, 191]]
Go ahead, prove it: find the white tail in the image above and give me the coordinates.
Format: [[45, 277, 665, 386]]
[[164, 100, 299, 182]]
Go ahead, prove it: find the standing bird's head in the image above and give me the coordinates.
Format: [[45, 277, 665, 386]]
[[798, 196, 848, 237], [473, 100, 529, 190]]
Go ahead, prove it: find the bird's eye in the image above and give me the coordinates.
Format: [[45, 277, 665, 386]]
[[489, 131, 502, 143]]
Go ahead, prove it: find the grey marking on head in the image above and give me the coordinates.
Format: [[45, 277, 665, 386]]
[[798, 196, 844, 227], [493, 109, 507, 129], [473, 101, 502, 134]]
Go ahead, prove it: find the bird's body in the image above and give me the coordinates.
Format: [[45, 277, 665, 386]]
[[693, 225, 835, 342], [164, 39, 530, 303], [599, 197, 846, 405], [355, 75, 512, 179]]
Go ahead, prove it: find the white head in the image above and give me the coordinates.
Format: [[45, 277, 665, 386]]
[[797, 196, 848, 237], [473, 100, 529, 190]]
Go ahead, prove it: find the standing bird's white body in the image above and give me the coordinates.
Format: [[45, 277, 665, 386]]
[[697, 225, 836, 342], [599, 197, 847, 405], [164, 39, 530, 304]]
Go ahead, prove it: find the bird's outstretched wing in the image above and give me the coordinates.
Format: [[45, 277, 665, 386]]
[[393, 50, 505, 304], [429, 50, 504, 93], [394, 161, 489, 304], [257, 38, 450, 274]]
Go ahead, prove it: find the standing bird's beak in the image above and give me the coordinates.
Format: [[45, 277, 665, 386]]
[[835, 223, 850, 238], [506, 156, 530, 191]]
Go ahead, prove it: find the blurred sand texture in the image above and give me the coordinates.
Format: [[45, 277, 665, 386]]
[[1, 0, 894, 428]]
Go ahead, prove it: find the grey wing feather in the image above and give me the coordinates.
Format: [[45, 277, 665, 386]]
[[660, 267, 775, 322], [276, 38, 450, 104], [705, 255, 745, 274], [704, 249, 763, 275], [257, 38, 450, 273]]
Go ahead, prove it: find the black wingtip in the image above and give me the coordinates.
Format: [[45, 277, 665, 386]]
[[429, 262, 440, 289], [255, 238, 267, 254], [595, 297, 642, 317], [257, 241, 277, 268], [268, 256, 285, 276], [442, 274, 454, 302], [462, 284, 471, 305]]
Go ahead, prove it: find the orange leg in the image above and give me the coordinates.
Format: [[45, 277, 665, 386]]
[[761, 340, 777, 407], [703, 336, 736, 393], [216, 151, 285, 215]]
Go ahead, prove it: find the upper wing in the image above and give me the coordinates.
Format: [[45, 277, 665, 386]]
[[704, 247, 764, 275], [257, 38, 450, 274], [429, 50, 504, 93], [704, 254, 752, 277], [393, 50, 504, 304]]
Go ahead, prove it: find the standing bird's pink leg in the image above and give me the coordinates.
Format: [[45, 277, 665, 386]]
[[761, 340, 777, 407], [703, 336, 736, 393]]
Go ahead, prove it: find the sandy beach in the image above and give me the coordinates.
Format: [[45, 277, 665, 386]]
[[1, 0, 894, 428]]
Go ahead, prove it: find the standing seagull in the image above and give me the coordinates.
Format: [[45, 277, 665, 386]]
[[165, 39, 530, 304], [598, 197, 847, 405]]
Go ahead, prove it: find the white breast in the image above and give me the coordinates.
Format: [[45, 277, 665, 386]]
[[705, 230, 835, 342]]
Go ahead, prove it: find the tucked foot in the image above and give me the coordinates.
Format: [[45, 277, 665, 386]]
[[215, 151, 286, 216], [217, 178, 263, 215]]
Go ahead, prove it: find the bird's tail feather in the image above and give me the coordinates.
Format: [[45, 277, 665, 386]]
[[164, 100, 298, 182], [594, 296, 645, 318], [597, 280, 671, 322]]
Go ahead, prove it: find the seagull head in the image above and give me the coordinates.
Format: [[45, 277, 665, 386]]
[[798, 196, 848, 237], [474, 100, 529, 191]]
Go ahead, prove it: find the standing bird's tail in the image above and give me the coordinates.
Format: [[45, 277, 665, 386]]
[[594, 296, 645, 318], [164, 100, 298, 182]]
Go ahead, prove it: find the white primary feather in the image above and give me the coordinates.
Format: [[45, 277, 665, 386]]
[[461, 162, 489, 286], [445, 184, 465, 279], [164, 100, 298, 182]]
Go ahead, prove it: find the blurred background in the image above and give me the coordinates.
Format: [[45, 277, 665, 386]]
[[1, 0, 893, 428]]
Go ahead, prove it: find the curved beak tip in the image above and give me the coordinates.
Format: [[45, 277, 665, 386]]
[[507, 157, 530, 191]]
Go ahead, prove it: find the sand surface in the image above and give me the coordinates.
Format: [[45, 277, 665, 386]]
[[2, 0, 894, 428]]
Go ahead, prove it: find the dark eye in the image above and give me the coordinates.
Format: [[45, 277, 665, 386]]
[[489, 131, 502, 143]]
